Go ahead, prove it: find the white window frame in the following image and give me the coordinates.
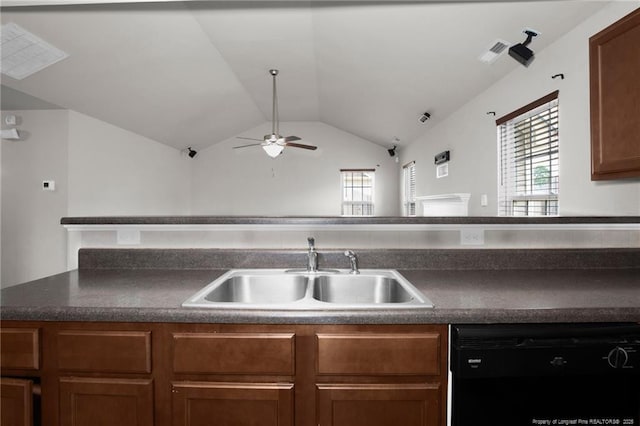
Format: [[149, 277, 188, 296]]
[[497, 91, 559, 216], [340, 169, 375, 216], [402, 161, 416, 217]]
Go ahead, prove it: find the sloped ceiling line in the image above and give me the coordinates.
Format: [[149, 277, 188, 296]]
[[0, 1, 610, 150]]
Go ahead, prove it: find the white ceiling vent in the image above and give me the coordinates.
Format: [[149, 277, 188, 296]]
[[1, 22, 69, 80], [479, 39, 510, 64]]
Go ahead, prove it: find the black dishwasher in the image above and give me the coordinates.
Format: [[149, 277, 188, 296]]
[[451, 323, 640, 426]]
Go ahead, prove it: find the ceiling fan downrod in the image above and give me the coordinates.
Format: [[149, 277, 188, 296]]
[[270, 69, 279, 138]]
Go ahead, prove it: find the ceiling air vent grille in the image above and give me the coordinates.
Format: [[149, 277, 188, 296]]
[[479, 39, 510, 64], [1, 22, 69, 80]]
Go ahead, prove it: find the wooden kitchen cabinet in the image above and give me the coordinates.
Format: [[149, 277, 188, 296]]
[[168, 327, 296, 426], [0, 321, 448, 426], [315, 330, 445, 426], [590, 7, 640, 180], [1, 326, 41, 426], [52, 327, 155, 426]]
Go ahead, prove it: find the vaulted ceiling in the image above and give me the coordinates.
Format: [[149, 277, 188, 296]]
[[1, 1, 609, 150]]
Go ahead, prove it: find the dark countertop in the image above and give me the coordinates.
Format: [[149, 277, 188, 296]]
[[60, 215, 640, 225], [2, 267, 639, 324]]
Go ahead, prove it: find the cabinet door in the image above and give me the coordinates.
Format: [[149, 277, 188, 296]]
[[172, 382, 293, 426], [1, 378, 33, 426], [590, 8, 640, 180], [59, 377, 153, 426], [317, 383, 441, 426]]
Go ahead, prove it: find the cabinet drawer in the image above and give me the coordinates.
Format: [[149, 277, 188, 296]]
[[57, 330, 151, 374], [173, 333, 295, 375], [316, 333, 441, 375], [0, 328, 40, 370]]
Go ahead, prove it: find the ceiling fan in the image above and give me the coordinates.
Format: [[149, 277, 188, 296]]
[[234, 69, 317, 157]]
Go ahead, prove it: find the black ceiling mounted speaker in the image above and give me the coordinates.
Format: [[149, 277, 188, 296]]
[[509, 30, 538, 67]]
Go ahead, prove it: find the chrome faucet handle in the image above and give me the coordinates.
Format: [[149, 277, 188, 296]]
[[344, 250, 360, 274], [307, 237, 315, 250]]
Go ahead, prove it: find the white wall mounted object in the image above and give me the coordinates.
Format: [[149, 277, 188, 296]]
[[0, 128, 20, 140], [417, 193, 471, 216]]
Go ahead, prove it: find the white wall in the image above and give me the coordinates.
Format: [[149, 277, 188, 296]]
[[1, 110, 69, 288], [191, 121, 400, 216], [401, 2, 640, 216], [67, 111, 191, 215], [1, 109, 192, 287]]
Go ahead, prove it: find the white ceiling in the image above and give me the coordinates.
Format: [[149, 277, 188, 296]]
[[0, 1, 609, 150]]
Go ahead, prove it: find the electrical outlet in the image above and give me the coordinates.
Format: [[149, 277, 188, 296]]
[[460, 228, 485, 246], [117, 229, 141, 245]]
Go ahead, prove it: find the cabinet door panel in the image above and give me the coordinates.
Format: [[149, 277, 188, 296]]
[[317, 383, 440, 426], [316, 333, 440, 375], [590, 8, 640, 180], [57, 330, 151, 374], [172, 382, 293, 426], [0, 328, 40, 370], [172, 332, 295, 375], [59, 377, 153, 426], [1, 378, 33, 426]]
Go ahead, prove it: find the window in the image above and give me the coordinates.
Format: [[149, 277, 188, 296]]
[[402, 161, 416, 216], [340, 169, 374, 216], [497, 91, 559, 216]]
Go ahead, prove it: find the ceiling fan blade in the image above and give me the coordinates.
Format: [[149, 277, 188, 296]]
[[233, 143, 263, 149], [236, 136, 265, 142], [284, 136, 301, 142], [285, 142, 317, 150]]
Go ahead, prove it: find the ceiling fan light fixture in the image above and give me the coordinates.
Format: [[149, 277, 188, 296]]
[[263, 143, 284, 158]]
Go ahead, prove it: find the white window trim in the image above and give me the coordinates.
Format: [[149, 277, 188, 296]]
[[340, 169, 375, 217], [402, 161, 416, 217]]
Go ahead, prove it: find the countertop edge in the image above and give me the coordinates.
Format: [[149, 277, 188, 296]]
[[2, 306, 639, 324]]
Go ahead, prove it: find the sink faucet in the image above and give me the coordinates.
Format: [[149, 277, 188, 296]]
[[307, 237, 318, 272], [344, 250, 360, 274]]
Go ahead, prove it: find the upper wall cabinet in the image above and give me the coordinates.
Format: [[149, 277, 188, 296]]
[[589, 7, 640, 181]]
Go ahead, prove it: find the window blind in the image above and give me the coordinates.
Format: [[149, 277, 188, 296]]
[[403, 161, 416, 216], [497, 91, 559, 216]]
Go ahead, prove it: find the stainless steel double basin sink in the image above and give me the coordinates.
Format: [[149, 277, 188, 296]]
[[182, 269, 433, 309]]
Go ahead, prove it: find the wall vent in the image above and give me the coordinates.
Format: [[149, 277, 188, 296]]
[[1, 22, 69, 80], [479, 39, 510, 64]]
